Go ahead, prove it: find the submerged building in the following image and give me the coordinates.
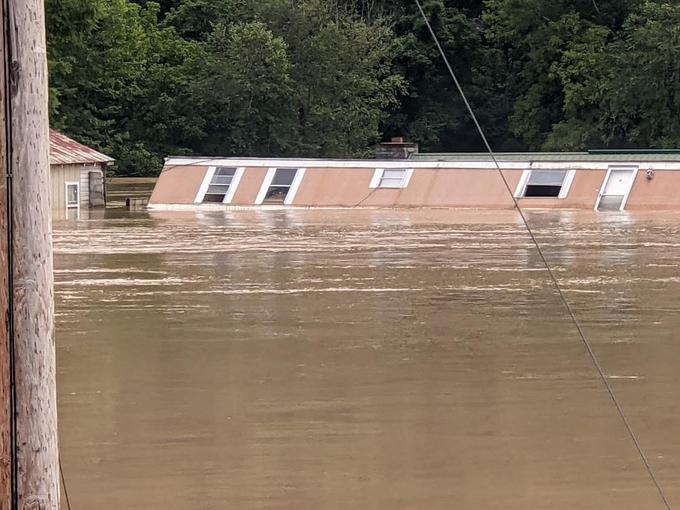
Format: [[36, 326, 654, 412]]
[[149, 146, 680, 211], [50, 130, 114, 211]]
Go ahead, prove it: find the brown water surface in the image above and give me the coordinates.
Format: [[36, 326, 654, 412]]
[[54, 208, 680, 509]]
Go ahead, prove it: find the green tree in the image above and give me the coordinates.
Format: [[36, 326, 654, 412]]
[[191, 21, 297, 155], [162, 0, 247, 41], [550, 1, 680, 149], [484, 0, 639, 149], [386, 1, 516, 151], [48, 0, 201, 175]]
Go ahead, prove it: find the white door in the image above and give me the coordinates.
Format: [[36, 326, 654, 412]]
[[596, 168, 637, 211], [604, 170, 634, 195]]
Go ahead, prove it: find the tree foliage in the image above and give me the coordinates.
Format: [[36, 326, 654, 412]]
[[46, 0, 680, 175]]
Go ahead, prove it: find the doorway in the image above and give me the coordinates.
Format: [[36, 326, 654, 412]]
[[89, 171, 105, 207], [595, 168, 637, 211]]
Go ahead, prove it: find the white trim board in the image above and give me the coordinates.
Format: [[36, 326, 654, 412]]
[[194, 166, 216, 203], [166, 158, 680, 171], [402, 168, 415, 188], [284, 168, 306, 205], [65, 181, 80, 209], [369, 168, 383, 188], [514, 171, 531, 198], [255, 168, 277, 205], [224, 167, 245, 204], [559, 170, 577, 198]]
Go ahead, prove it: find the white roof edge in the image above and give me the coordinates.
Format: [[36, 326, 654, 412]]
[[163, 157, 679, 171]]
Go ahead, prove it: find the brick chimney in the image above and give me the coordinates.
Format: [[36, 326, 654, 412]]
[[375, 137, 419, 160]]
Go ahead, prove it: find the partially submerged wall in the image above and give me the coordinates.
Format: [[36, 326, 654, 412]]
[[149, 165, 208, 205], [148, 159, 680, 210], [626, 171, 680, 210]]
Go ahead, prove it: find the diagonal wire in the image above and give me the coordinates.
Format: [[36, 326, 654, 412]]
[[60, 455, 72, 510], [412, 1, 671, 508]]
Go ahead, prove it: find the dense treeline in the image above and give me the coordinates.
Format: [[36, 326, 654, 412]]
[[47, 0, 680, 175]]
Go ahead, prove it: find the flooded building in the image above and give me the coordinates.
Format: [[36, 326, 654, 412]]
[[149, 150, 680, 211], [50, 130, 114, 211]]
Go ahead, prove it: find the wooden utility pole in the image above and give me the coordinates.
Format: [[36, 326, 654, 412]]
[[0, 0, 12, 507], [1, 0, 59, 508]]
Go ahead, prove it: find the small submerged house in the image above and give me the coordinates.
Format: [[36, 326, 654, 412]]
[[149, 142, 680, 211], [50, 130, 114, 211]]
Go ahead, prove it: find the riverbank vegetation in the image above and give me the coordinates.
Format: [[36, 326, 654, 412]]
[[47, 0, 680, 175]]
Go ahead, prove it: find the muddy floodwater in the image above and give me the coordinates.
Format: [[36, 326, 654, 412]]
[[54, 208, 680, 509]]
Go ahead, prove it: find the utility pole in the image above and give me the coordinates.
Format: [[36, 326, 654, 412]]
[[0, 0, 12, 506], [1, 0, 59, 508]]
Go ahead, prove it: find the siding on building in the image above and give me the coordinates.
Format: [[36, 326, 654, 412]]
[[80, 168, 90, 207], [50, 164, 105, 210], [49, 130, 114, 211], [149, 157, 680, 211], [627, 171, 680, 210], [230, 167, 270, 205], [149, 165, 209, 205], [50, 165, 81, 211]]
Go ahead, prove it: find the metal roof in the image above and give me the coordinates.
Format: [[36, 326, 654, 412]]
[[49, 130, 115, 166], [412, 152, 680, 162]]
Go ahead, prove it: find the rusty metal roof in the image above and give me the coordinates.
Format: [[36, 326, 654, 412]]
[[49, 130, 114, 166]]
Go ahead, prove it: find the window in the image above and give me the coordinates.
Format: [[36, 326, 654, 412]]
[[263, 168, 298, 204], [195, 166, 245, 204], [516, 170, 575, 198], [65, 182, 79, 208], [370, 168, 413, 189], [203, 167, 236, 203], [379, 169, 408, 188]]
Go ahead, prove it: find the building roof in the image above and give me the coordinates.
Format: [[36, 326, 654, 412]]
[[49, 130, 115, 166], [412, 151, 680, 163]]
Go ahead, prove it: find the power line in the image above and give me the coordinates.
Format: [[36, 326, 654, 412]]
[[2, 0, 18, 507], [412, 1, 671, 508], [60, 456, 72, 510]]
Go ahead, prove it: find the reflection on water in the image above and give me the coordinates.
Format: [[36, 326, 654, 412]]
[[54, 208, 680, 509]]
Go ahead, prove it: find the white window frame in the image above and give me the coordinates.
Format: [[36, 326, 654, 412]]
[[369, 168, 414, 189], [285, 168, 306, 205], [194, 166, 245, 204], [65, 181, 80, 209], [514, 169, 576, 199], [255, 168, 306, 205], [594, 166, 638, 211]]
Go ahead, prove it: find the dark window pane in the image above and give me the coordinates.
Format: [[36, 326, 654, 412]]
[[203, 193, 226, 203], [211, 175, 233, 185], [207, 185, 229, 194], [272, 169, 297, 186], [215, 167, 236, 177], [67, 184, 79, 205], [524, 185, 562, 197], [263, 186, 290, 203]]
